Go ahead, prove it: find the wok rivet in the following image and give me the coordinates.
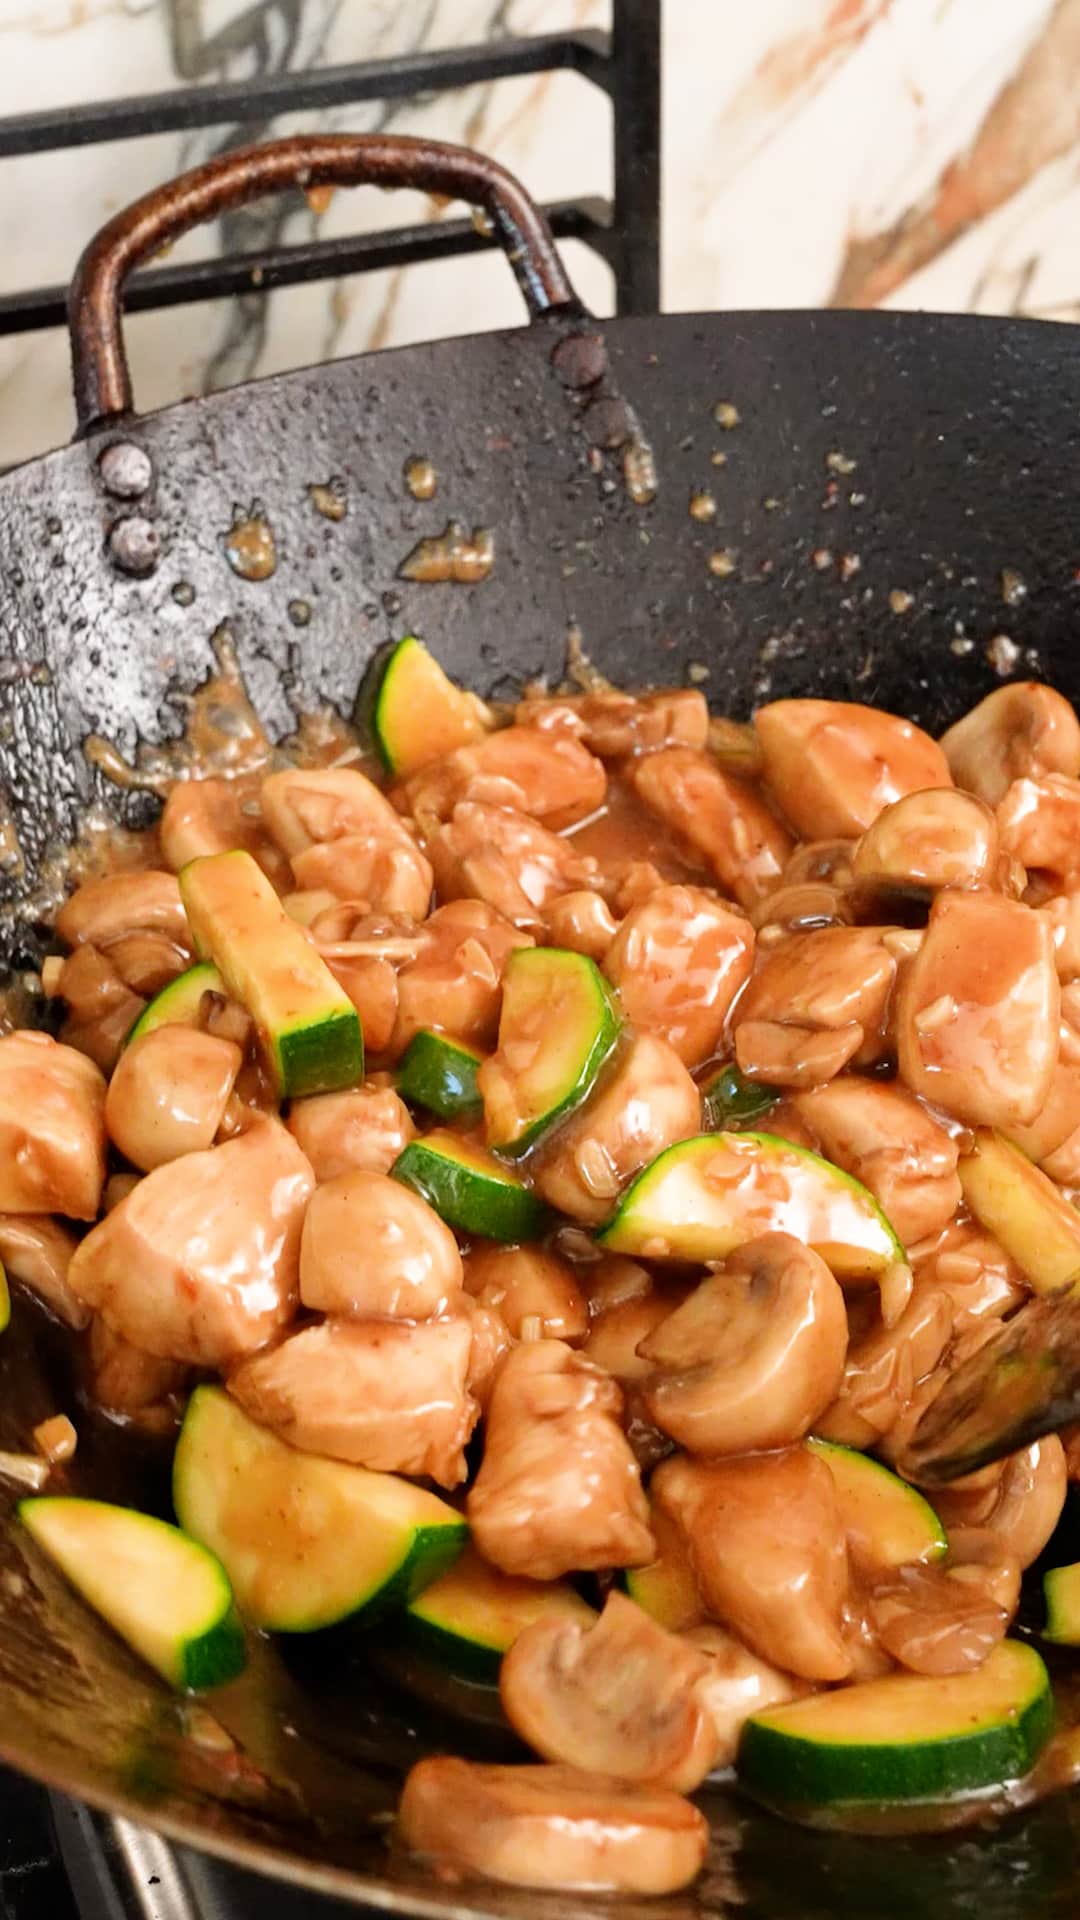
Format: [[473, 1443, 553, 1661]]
[[108, 516, 160, 575], [99, 441, 152, 499], [551, 331, 607, 390]]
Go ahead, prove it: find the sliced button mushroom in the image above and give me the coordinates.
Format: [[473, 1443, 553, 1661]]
[[287, 1083, 414, 1180], [603, 884, 755, 1067], [582, 1286, 687, 1383], [630, 747, 792, 907], [395, 725, 607, 832], [865, 1529, 1021, 1676], [932, 1436, 1066, 1569], [0, 1031, 107, 1220], [652, 1447, 852, 1682], [501, 1591, 720, 1790], [56, 871, 188, 951], [755, 699, 952, 840], [638, 1233, 848, 1455], [896, 890, 1059, 1130], [159, 773, 290, 888], [105, 1027, 241, 1172], [792, 1076, 961, 1246], [398, 1758, 708, 1895], [531, 1034, 701, 1225], [299, 1168, 462, 1319], [463, 1244, 587, 1343], [467, 1339, 655, 1579], [852, 787, 999, 896], [940, 681, 1080, 805]]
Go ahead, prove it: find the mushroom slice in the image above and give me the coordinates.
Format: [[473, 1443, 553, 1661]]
[[638, 1233, 848, 1455], [685, 1623, 813, 1766], [939, 681, 1080, 806], [398, 1758, 708, 1895], [500, 1591, 720, 1791]]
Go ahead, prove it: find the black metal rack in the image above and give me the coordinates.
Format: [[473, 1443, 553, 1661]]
[[0, 0, 660, 340]]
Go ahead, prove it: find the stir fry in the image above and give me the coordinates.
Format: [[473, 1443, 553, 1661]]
[[8, 643, 1080, 1894]]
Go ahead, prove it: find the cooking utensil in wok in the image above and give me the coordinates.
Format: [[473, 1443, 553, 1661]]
[[4, 132, 1080, 1917]]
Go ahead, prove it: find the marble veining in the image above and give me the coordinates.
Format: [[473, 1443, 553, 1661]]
[[1, 0, 1079, 464]]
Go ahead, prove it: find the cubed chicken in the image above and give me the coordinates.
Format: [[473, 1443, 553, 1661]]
[[0, 1031, 106, 1219]]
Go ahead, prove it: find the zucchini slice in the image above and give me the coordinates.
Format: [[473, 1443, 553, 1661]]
[[173, 1387, 466, 1633], [598, 1132, 904, 1278], [959, 1128, 1080, 1292], [406, 1544, 594, 1681], [1043, 1562, 1080, 1644], [397, 1030, 484, 1121], [480, 947, 621, 1155], [392, 1130, 547, 1242], [179, 850, 364, 1099], [365, 636, 491, 775], [19, 1496, 245, 1692], [125, 961, 224, 1046], [702, 1063, 779, 1131], [624, 1506, 702, 1633], [807, 1440, 946, 1570], [738, 1640, 1053, 1808]]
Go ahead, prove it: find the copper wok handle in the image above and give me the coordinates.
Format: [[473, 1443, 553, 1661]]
[[68, 132, 581, 435]]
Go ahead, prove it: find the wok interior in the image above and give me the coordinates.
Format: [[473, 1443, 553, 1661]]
[[6, 306, 1080, 1914]]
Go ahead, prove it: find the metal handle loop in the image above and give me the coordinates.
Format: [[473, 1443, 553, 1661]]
[[68, 133, 580, 434]]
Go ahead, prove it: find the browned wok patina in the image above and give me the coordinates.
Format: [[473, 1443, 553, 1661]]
[[6, 133, 1080, 1919]]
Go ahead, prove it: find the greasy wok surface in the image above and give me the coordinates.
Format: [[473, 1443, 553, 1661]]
[[6, 306, 1080, 1916]]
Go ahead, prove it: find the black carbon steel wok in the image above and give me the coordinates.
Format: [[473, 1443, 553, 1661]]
[[3, 132, 1080, 1919]]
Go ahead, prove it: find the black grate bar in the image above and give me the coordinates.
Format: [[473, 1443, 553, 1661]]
[[0, 31, 612, 158], [0, 198, 614, 336]]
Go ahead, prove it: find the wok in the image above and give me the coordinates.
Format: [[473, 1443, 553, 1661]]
[[2, 132, 1080, 1918]]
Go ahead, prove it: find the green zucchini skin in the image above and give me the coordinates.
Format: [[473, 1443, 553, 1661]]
[[362, 635, 489, 776], [392, 1133, 548, 1242], [125, 961, 224, 1046], [702, 1062, 779, 1130], [482, 947, 621, 1157], [1044, 1561, 1080, 1643], [398, 1030, 484, 1121]]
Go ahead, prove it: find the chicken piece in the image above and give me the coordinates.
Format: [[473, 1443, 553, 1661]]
[[319, 952, 398, 1054], [652, 1448, 852, 1682], [259, 765, 407, 855], [0, 1216, 88, 1329], [896, 890, 1059, 1130], [467, 1340, 654, 1578], [639, 1234, 848, 1456], [515, 688, 709, 759], [87, 1317, 188, 1428], [463, 1244, 588, 1343], [755, 699, 952, 840], [398, 1759, 708, 1896], [940, 681, 1080, 806], [56, 871, 189, 951], [500, 1591, 721, 1791], [228, 1315, 477, 1487], [815, 1281, 954, 1450], [792, 1077, 961, 1246], [685, 1623, 812, 1766], [630, 748, 791, 908], [286, 1083, 413, 1181], [290, 832, 433, 917], [422, 802, 599, 929], [105, 1028, 241, 1173], [931, 1437, 1066, 1569], [54, 943, 133, 1026], [391, 898, 533, 1056], [1006, 1055, 1080, 1185], [733, 925, 898, 1086], [68, 1117, 312, 1367], [531, 1034, 701, 1225], [395, 726, 606, 832], [852, 788, 999, 896], [159, 772, 291, 888], [997, 774, 1080, 882], [456, 1291, 513, 1409], [1040, 886, 1080, 982], [104, 930, 189, 999], [0, 1032, 106, 1219], [299, 1168, 462, 1319], [582, 1285, 685, 1384], [603, 885, 754, 1067], [911, 1220, 1027, 1330], [543, 890, 619, 960]]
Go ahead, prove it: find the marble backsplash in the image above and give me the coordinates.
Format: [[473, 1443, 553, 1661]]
[[3, 0, 1079, 465]]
